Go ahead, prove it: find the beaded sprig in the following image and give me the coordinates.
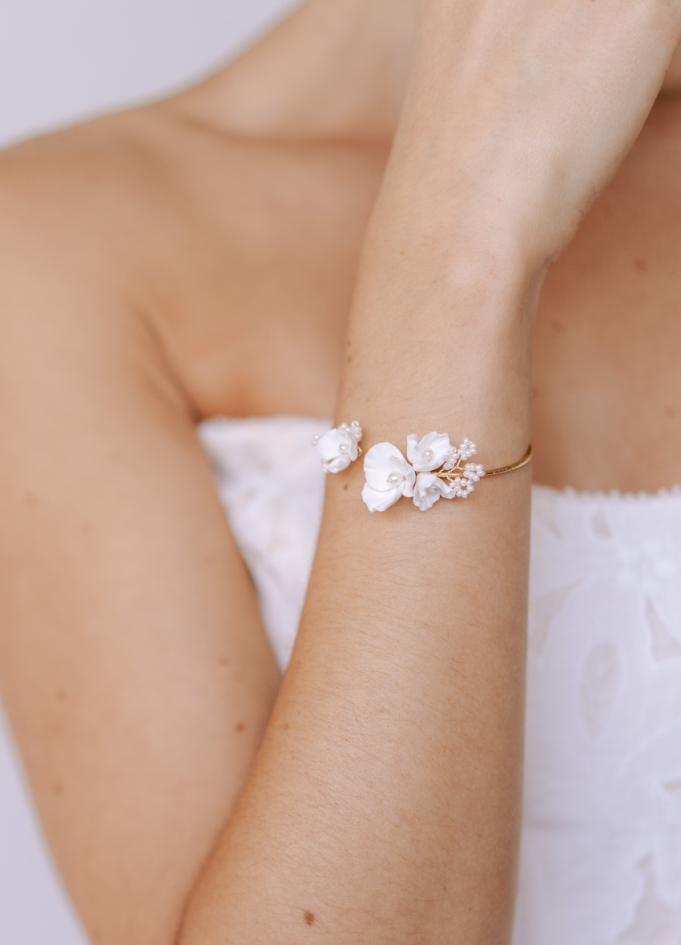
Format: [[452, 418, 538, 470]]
[[429, 438, 485, 498]]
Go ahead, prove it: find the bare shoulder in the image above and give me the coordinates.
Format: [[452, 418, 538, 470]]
[[0, 110, 283, 945], [0, 104, 233, 419], [0, 109, 186, 294]]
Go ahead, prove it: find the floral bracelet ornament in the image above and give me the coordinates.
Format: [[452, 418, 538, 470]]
[[361, 432, 532, 512], [313, 421, 363, 473]]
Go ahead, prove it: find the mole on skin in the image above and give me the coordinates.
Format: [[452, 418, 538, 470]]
[[303, 910, 315, 926]]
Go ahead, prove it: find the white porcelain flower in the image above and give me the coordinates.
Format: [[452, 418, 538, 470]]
[[362, 442, 416, 512], [314, 421, 362, 473], [406, 432, 452, 472], [413, 473, 455, 511]]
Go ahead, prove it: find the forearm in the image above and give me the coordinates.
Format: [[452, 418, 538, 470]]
[[179, 256, 534, 945]]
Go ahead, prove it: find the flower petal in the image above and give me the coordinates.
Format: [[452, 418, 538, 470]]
[[361, 482, 404, 512], [438, 478, 456, 499], [364, 442, 413, 492], [406, 434, 422, 468], [323, 454, 352, 473], [406, 431, 451, 471], [413, 472, 454, 510], [316, 428, 350, 462], [400, 459, 416, 497]]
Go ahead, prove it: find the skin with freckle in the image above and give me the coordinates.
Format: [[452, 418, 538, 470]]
[[0, 1, 680, 943], [532, 97, 681, 489]]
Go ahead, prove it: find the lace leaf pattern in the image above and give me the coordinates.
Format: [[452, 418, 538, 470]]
[[528, 583, 576, 656], [646, 598, 681, 663], [522, 486, 681, 945], [618, 857, 681, 945], [581, 641, 621, 738]]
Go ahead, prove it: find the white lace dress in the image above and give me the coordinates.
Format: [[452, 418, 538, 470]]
[[1, 415, 680, 944]]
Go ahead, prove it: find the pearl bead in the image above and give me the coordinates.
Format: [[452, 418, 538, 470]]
[[339, 443, 348, 454], [424, 450, 433, 461], [387, 473, 401, 485]]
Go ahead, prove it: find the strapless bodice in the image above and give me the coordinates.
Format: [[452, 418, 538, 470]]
[[199, 416, 681, 945]]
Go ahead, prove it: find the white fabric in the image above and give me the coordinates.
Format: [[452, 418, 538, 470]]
[[199, 416, 327, 671], [1, 413, 680, 943]]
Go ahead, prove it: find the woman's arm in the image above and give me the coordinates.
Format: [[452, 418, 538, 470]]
[[0, 146, 283, 944], [179, 1, 681, 942]]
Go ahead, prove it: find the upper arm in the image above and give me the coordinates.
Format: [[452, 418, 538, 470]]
[[0, 158, 280, 944]]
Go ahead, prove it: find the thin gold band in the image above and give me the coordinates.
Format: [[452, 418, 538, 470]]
[[484, 444, 533, 477]]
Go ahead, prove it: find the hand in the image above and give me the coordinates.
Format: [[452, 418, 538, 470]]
[[386, 0, 681, 267]]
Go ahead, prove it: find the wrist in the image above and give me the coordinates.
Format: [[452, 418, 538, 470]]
[[375, 137, 561, 271], [342, 238, 537, 465], [359, 196, 544, 327]]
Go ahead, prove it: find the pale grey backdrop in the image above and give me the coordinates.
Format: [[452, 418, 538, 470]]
[[0, 3, 293, 941], [0, 0, 294, 148]]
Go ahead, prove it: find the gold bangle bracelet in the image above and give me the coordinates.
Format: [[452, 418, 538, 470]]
[[484, 444, 533, 477], [313, 424, 533, 511]]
